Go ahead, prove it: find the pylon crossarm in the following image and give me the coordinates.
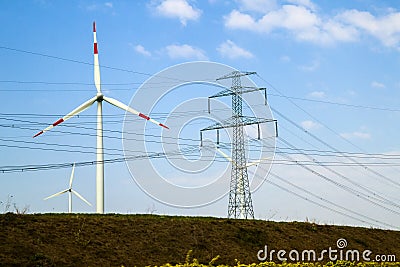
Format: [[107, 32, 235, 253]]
[[216, 71, 257, 81], [209, 89, 235, 99], [201, 116, 239, 131], [241, 116, 275, 125], [209, 87, 266, 99], [240, 87, 266, 95], [201, 122, 225, 131], [201, 116, 275, 132]]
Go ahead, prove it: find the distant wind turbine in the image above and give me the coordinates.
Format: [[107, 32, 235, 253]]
[[34, 22, 169, 213], [44, 163, 91, 213]]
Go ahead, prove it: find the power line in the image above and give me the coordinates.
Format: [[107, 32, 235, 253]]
[[265, 172, 397, 229], [267, 92, 400, 112], [271, 107, 400, 189], [0, 80, 142, 86], [268, 141, 400, 216], [0, 45, 153, 77], [3, 139, 400, 168], [277, 137, 400, 208], [2, 114, 400, 160], [2, 121, 400, 169], [1, 44, 399, 113], [1, 80, 400, 114], [2, 118, 400, 168], [0, 45, 218, 86], [257, 74, 399, 156], [0, 146, 199, 173]]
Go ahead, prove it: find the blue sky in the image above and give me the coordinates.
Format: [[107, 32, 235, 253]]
[[1, 0, 400, 229]]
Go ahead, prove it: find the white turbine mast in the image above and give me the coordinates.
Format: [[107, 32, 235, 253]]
[[35, 22, 169, 213], [44, 163, 92, 213]]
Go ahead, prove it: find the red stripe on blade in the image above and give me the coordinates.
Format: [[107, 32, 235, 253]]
[[93, 22, 96, 32], [159, 123, 169, 129], [94, 43, 98, 54], [53, 118, 64, 126], [139, 113, 150, 120], [33, 131, 43, 138]]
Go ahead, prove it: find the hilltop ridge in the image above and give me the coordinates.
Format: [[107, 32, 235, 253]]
[[0, 213, 399, 266]]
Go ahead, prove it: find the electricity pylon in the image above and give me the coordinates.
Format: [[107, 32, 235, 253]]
[[201, 71, 276, 219]]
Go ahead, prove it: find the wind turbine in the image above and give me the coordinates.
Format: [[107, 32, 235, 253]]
[[44, 163, 92, 213], [34, 22, 169, 214]]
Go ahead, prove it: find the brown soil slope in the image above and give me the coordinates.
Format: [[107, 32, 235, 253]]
[[0, 213, 399, 266]]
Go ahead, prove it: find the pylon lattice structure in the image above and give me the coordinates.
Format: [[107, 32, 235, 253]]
[[201, 71, 276, 219]]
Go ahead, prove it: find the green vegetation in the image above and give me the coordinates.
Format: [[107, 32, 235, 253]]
[[152, 250, 400, 266], [154, 261, 400, 267], [0, 213, 399, 266]]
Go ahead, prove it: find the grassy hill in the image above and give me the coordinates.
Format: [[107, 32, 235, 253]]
[[0, 213, 399, 266]]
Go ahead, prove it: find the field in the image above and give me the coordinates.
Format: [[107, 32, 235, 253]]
[[0, 213, 399, 266]]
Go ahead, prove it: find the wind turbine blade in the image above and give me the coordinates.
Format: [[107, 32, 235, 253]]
[[103, 96, 169, 129], [44, 189, 69, 200], [33, 96, 97, 138], [69, 163, 76, 188], [72, 190, 92, 206], [93, 21, 101, 93]]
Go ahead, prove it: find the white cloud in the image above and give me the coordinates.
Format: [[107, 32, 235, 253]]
[[236, 0, 278, 13], [165, 44, 208, 60], [322, 19, 359, 43], [225, 5, 337, 44], [134, 45, 152, 56], [104, 2, 113, 8], [224, 1, 400, 47], [371, 81, 386, 89], [337, 9, 400, 47], [154, 0, 202, 26], [260, 5, 319, 33], [286, 0, 316, 11], [340, 131, 371, 140], [301, 120, 320, 131], [224, 10, 256, 29], [308, 91, 325, 98], [217, 40, 254, 59]]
